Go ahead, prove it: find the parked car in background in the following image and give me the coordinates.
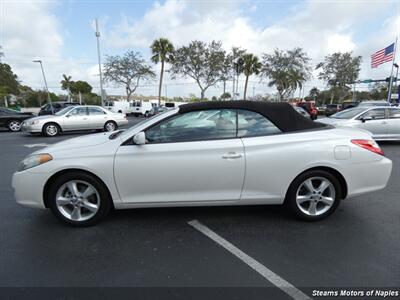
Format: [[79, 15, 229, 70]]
[[22, 105, 128, 137], [296, 102, 318, 120], [13, 101, 392, 226], [325, 104, 341, 116], [293, 106, 311, 119], [38, 102, 80, 116], [341, 101, 359, 110], [317, 106, 400, 140], [0, 107, 34, 132], [357, 100, 390, 107], [148, 106, 168, 117]]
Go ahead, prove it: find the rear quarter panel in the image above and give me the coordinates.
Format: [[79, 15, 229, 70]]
[[240, 127, 386, 204]]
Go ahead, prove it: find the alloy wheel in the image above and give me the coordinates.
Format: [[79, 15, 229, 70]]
[[55, 180, 100, 222], [46, 125, 58, 136], [9, 121, 21, 132], [295, 177, 336, 216]]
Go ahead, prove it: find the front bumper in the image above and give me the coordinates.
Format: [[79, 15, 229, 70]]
[[12, 170, 48, 209], [21, 122, 43, 133]]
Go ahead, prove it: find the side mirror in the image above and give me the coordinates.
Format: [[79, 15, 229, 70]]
[[133, 131, 146, 145], [360, 116, 372, 123]]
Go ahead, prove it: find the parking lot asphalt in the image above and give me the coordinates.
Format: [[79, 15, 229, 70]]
[[0, 116, 399, 299]]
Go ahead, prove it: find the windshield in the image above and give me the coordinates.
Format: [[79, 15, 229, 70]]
[[55, 106, 75, 116], [330, 107, 366, 119]]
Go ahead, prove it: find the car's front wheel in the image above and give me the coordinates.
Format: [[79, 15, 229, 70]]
[[47, 172, 112, 226], [43, 123, 60, 137], [8, 120, 22, 132], [286, 170, 341, 221]]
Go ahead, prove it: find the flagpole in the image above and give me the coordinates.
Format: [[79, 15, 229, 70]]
[[387, 37, 398, 102]]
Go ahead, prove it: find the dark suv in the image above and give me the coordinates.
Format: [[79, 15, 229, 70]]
[[38, 102, 80, 115]]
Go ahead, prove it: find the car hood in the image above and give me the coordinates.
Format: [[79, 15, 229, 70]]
[[32, 132, 113, 155], [25, 115, 60, 122]]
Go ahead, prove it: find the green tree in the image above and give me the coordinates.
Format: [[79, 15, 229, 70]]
[[171, 40, 226, 99], [242, 53, 261, 100], [220, 92, 231, 100], [104, 51, 155, 101], [309, 87, 320, 101], [0, 63, 19, 95], [60, 74, 73, 101], [150, 38, 175, 106], [70, 81, 92, 94], [316, 52, 362, 103], [231, 47, 246, 98], [262, 48, 312, 101]]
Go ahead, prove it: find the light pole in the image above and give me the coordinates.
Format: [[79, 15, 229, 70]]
[[95, 18, 105, 106], [33, 60, 53, 113]]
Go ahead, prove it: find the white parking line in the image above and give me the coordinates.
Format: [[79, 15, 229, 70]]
[[23, 143, 50, 148], [188, 220, 311, 300]]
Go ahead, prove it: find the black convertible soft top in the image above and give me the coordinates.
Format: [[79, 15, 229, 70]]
[[179, 101, 328, 132]]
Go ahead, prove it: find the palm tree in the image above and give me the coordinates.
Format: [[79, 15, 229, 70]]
[[242, 54, 261, 100], [60, 74, 73, 102], [150, 38, 175, 105]]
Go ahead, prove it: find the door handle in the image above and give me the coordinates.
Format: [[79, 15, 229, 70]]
[[222, 152, 242, 159]]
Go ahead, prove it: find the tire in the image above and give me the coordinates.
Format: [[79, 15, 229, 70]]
[[285, 170, 342, 221], [144, 111, 150, 117], [104, 121, 117, 132], [8, 120, 22, 132], [47, 172, 112, 227], [43, 123, 60, 137]]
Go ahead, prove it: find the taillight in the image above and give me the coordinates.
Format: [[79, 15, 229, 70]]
[[351, 139, 384, 156]]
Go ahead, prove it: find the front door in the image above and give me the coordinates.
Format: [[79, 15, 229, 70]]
[[62, 107, 90, 131], [114, 109, 245, 204]]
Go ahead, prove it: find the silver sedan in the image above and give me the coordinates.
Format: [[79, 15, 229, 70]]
[[317, 106, 400, 141], [22, 105, 128, 137]]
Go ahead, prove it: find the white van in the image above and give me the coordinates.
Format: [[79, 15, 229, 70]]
[[104, 101, 131, 114], [130, 101, 153, 117]]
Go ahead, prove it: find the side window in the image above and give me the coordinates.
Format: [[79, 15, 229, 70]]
[[88, 107, 106, 115], [237, 109, 281, 137], [53, 103, 61, 109], [388, 109, 400, 119], [359, 108, 385, 120], [69, 107, 87, 116], [145, 109, 236, 143]]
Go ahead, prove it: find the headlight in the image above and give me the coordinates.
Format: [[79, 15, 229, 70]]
[[28, 120, 40, 125], [18, 154, 53, 172]]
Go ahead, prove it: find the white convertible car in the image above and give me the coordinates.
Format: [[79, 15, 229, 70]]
[[12, 101, 392, 226]]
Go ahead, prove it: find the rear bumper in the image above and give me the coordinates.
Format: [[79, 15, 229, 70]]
[[345, 156, 392, 198]]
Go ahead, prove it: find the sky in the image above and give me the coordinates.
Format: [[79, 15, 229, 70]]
[[1, 0, 400, 99]]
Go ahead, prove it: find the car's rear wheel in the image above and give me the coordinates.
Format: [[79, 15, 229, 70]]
[[8, 120, 22, 132], [47, 172, 112, 226], [104, 121, 117, 132], [43, 123, 60, 137], [286, 170, 341, 221]]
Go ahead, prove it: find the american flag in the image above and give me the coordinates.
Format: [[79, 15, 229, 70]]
[[371, 43, 395, 68]]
